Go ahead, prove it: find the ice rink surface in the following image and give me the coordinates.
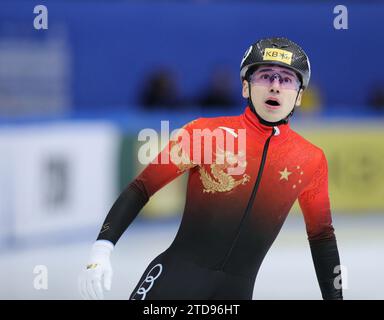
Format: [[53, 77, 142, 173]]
[[1, 213, 383, 300]]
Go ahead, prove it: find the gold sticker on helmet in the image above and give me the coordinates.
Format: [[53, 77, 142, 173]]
[[263, 48, 293, 65]]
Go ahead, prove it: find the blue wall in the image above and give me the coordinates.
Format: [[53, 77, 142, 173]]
[[1, 1, 383, 112]]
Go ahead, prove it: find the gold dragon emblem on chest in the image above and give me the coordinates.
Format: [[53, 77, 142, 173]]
[[170, 141, 250, 193], [199, 149, 250, 193]]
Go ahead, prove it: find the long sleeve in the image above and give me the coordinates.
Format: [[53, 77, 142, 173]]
[[97, 119, 199, 245], [298, 151, 343, 300]]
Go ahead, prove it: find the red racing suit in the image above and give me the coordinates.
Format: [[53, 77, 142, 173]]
[[98, 106, 342, 300]]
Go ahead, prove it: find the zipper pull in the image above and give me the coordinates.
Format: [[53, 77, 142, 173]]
[[272, 126, 280, 136]]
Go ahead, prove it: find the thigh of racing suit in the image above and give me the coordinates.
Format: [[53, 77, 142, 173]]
[[129, 253, 254, 300]]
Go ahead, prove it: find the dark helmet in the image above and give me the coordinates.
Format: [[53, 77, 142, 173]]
[[240, 37, 311, 89]]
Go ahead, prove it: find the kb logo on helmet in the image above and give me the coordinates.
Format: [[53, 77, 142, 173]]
[[263, 48, 293, 65]]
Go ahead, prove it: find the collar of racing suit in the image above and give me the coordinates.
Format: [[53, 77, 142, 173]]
[[240, 106, 291, 145]]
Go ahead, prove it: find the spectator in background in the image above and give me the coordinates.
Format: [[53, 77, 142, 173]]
[[139, 68, 183, 109], [198, 66, 236, 109], [368, 85, 384, 112]]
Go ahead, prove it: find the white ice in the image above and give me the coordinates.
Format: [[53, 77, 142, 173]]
[[0, 213, 383, 300]]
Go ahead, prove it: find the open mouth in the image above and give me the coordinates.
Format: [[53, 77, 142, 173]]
[[265, 99, 280, 107]]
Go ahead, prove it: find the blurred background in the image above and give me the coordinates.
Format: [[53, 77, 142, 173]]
[[0, 0, 383, 299]]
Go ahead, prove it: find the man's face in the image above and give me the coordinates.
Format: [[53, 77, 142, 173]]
[[242, 65, 303, 123]]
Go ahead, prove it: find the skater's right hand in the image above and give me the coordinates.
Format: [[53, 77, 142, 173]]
[[78, 240, 114, 300]]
